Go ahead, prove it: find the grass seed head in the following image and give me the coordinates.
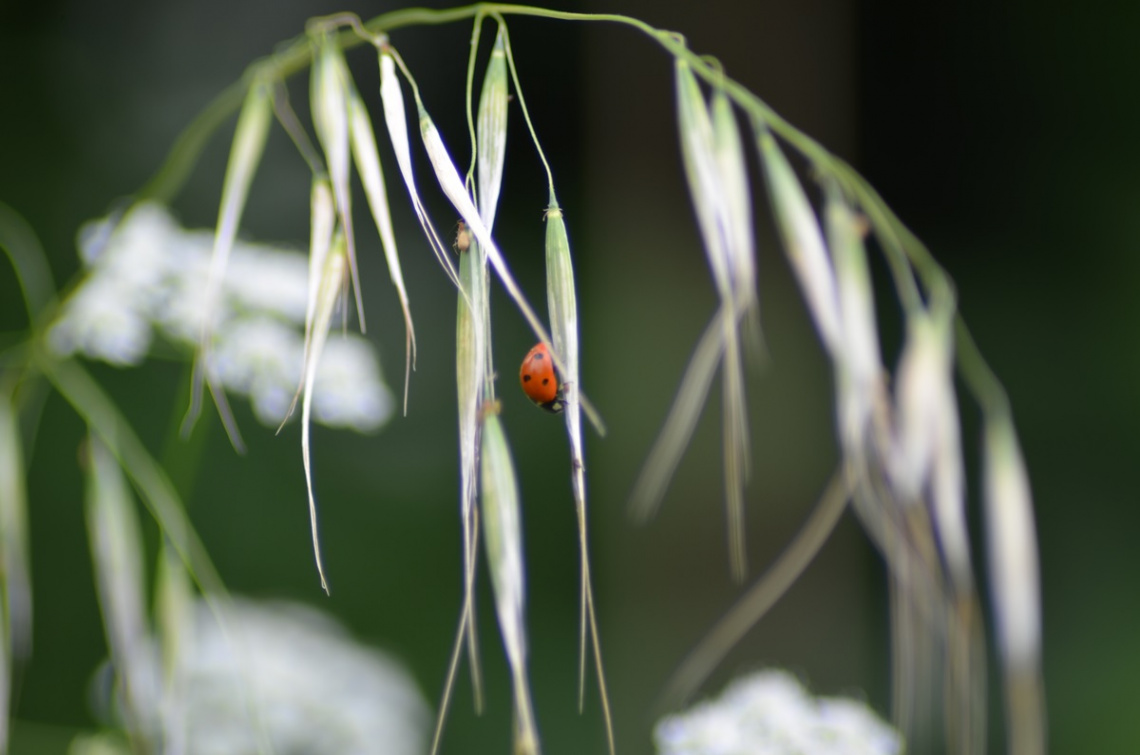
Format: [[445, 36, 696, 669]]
[[480, 411, 541, 755], [377, 48, 461, 289], [476, 27, 509, 231], [984, 419, 1042, 671], [187, 78, 273, 449], [544, 207, 578, 393], [984, 416, 1047, 754], [675, 61, 732, 299], [347, 84, 416, 413], [890, 311, 952, 503], [825, 184, 881, 459], [931, 383, 974, 593], [310, 35, 366, 331], [755, 127, 843, 358], [711, 88, 758, 316]]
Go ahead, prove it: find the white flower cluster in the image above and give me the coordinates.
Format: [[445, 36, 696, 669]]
[[79, 598, 430, 755], [655, 670, 902, 755], [49, 203, 391, 432]]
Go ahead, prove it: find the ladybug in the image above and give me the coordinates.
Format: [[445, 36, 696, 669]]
[[519, 342, 563, 413]]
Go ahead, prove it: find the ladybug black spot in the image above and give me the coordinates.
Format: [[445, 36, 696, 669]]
[[542, 378, 549, 385], [523, 375, 531, 382], [535, 352, 544, 360]]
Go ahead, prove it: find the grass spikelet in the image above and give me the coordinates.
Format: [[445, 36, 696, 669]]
[[545, 207, 614, 752], [632, 62, 753, 582], [472, 22, 509, 391], [84, 434, 149, 744], [435, 25, 515, 744], [184, 79, 272, 450], [348, 87, 416, 414], [446, 240, 487, 723], [984, 417, 1046, 755], [43, 359, 226, 597], [712, 83, 766, 488], [476, 27, 509, 231], [155, 541, 192, 693], [710, 88, 760, 340], [377, 49, 461, 289], [755, 126, 843, 358], [677, 61, 750, 577], [480, 407, 541, 755], [299, 228, 349, 595], [278, 178, 336, 430], [155, 540, 195, 752], [891, 310, 952, 503], [931, 378, 972, 593], [487, 21, 613, 737], [824, 183, 881, 459], [544, 205, 585, 681], [0, 390, 32, 753], [310, 34, 366, 333], [675, 61, 732, 298], [709, 86, 755, 581]]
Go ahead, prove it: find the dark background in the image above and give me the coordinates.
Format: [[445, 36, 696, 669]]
[[2, 0, 1135, 752]]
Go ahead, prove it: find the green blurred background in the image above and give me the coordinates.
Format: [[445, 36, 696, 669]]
[[2, 0, 1135, 752]]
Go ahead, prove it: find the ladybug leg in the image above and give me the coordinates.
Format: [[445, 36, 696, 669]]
[[548, 379, 572, 414]]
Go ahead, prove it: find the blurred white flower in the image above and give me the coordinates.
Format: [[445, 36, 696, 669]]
[[655, 670, 902, 755], [313, 336, 393, 432], [48, 275, 153, 366], [88, 598, 430, 755], [50, 203, 392, 433], [211, 315, 303, 426], [225, 245, 310, 322]]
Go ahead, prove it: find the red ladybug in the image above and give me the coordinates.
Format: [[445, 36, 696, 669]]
[[519, 342, 563, 413]]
